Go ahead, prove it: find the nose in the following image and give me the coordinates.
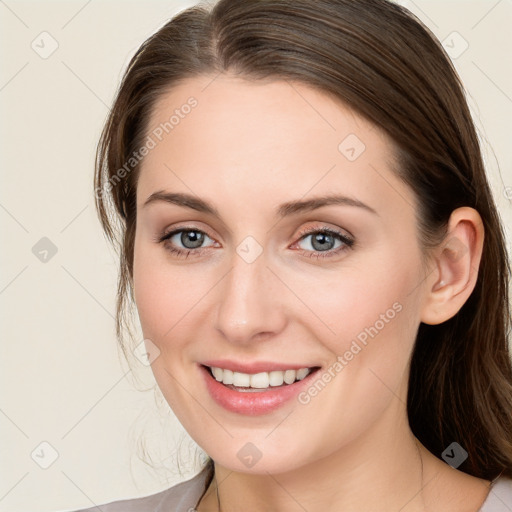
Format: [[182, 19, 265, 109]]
[[214, 249, 287, 345]]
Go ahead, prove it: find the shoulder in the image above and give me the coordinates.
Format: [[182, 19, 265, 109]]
[[64, 467, 211, 512], [479, 476, 512, 512]]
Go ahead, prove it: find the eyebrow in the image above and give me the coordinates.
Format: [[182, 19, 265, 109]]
[[142, 191, 378, 217]]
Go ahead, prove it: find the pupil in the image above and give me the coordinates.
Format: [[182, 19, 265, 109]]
[[312, 233, 333, 251], [182, 231, 204, 249]]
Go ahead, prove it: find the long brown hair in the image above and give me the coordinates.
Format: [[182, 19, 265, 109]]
[[94, 0, 512, 480]]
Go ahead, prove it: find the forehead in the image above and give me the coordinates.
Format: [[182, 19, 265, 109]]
[[145, 74, 389, 157], [137, 74, 412, 218]]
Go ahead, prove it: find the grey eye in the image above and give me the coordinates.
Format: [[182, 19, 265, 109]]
[[298, 232, 343, 252], [170, 230, 212, 249]]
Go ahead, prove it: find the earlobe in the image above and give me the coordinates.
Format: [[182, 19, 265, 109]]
[[420, 207, 484, 326]]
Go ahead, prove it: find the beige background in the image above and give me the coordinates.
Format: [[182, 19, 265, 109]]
[[0, 1, 511, 511]]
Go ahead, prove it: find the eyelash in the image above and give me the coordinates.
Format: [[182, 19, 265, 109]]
[[155, 225, 355, 260]]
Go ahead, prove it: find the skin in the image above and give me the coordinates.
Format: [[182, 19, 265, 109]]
[[132, 74, 489, 511]]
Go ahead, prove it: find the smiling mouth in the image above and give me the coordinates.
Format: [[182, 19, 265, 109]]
[[202, 364, 321, 392]]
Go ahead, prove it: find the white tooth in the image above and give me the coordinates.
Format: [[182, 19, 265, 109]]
[[233, 371, 251, 387], [213, 366, 312, 388], [283, 369, 296, 384], [296, 368, 310, 380], [269, 370, 284, 386], [222, 369, 234, 385], [250, 372, 269, 388], [211, 367, 223, 381]]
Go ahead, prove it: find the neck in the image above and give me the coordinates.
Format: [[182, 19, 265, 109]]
[[203, 392, 433, 512]]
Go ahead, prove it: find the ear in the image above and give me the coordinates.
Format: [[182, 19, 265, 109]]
[[420, 207, 485, 325]]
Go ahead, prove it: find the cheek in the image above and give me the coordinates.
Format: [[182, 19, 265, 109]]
[[288, 257, 421, 454], [133, 239, 184, 342], [132, 242, 201, 410], [294, 248, 422, 368], [132, 239, 218, 355]]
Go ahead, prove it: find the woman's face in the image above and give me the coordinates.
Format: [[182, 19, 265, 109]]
[[133, 75, 430, 474]]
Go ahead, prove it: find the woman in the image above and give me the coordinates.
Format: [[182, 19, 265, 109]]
[[79, 0, 512, 510]]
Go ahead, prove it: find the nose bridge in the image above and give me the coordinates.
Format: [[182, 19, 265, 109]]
[[214, 244, 285, 343]]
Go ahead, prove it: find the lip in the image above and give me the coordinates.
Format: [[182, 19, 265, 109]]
[[199, 363, 321, 416], [201, 359, 316, 374]]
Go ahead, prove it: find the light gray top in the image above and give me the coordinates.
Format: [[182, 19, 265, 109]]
[[66, 468, 210, 512], [64, 468, 512, 512]]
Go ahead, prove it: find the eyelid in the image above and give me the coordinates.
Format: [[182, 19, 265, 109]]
[[157, 224, 352, 243], [294, 224, 354, 244], [156, 222, 216, 242], [156, 222, 355, 259]]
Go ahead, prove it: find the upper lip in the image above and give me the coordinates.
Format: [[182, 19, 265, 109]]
[[200, 360, 320, 374]]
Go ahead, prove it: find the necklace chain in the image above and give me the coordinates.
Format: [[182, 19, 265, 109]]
[[215, 474, 221, 512]]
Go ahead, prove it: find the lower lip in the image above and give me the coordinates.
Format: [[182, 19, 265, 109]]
[[199, 364, 320, 416]]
